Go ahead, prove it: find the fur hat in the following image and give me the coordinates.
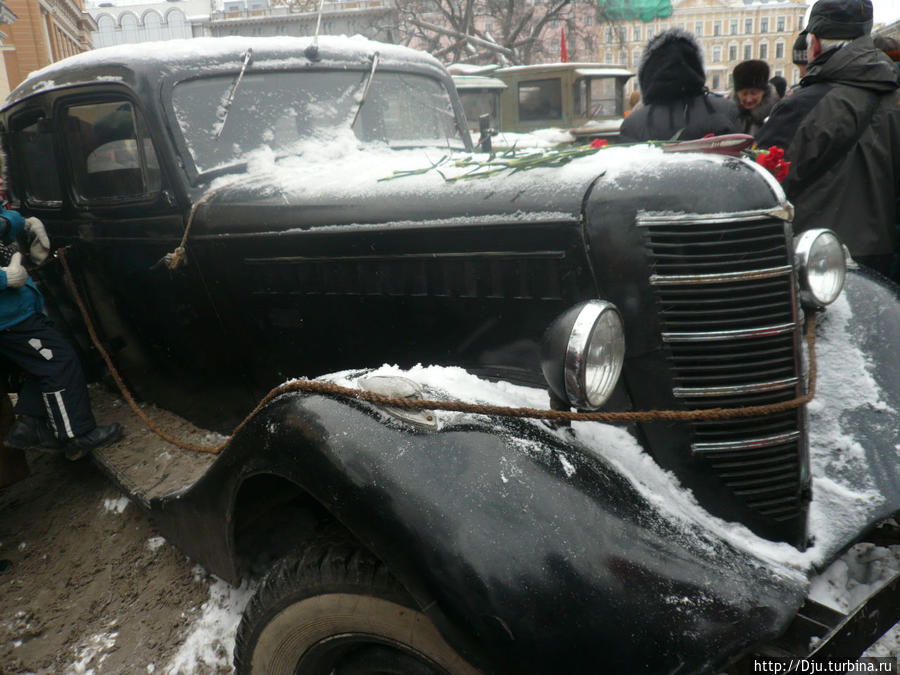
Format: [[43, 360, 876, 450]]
[[802, 0, 873, 40], [638, 28, 706, 104], [733, 59, 770, 91], [792, 34, 808, 65]]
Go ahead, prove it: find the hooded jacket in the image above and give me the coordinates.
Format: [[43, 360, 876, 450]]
[[731, 83, 779, 136], [619, 29, 739, 143], [756, 35, 900, 257]]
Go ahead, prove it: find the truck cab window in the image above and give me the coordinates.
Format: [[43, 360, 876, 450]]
[[518, 79, 562, 121], [10, 113, 63, 207], [62, 100, 161, 202]]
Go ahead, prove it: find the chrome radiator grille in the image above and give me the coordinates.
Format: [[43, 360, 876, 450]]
[[639, 210, 805, 522]]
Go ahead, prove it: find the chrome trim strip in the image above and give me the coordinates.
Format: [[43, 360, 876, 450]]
[[650, 265, 793, 286], [692, 431, 802, 454], [636, 205, 792, 226], [662, 322, 798, 342], [246, 250, 566, 264], [674, 377, 799, 398]]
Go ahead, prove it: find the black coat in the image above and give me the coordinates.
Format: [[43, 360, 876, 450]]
[[620, 93, 739, 143], [620, 28, 739, 143], [757, 36, 900, 256]]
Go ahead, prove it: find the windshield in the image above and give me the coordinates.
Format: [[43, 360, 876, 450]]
[[172, 70, 466, 174]]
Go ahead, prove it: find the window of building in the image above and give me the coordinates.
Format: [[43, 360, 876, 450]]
[[144, 10, 162, 41], [775, 69, 783, 77], [760, 17, 768, 33], [713, 46, 722, 62], [584, 14, 592, 26], [714, 20, 721, 36], [743, 43, 751, 60], [485, 21, 492, 33], [619, 26, 626, 42], [633, 48, 641, 65], [712, 73, 721, 90], [633, 25, 641, 41], [744, 18, 752, 34], [619, 50, 626, 65], [759, 42, 768, 59], [647, 26, 655, 40], [777, 16, 785, 32], [775, 41, 784, 59], [62, 99, 162, 203], [606, 26, 613, 43], [585, 36, 593, 52], [730, 19, 738, 35], [695, 21, 703, 36], [729, 44, 737, 61], [605, 49, 613, 62], [121, 12, 139, 42]]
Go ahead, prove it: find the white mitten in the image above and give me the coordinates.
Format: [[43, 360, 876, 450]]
[[2, 252, 27, 289], [24, 217, 50, 265]]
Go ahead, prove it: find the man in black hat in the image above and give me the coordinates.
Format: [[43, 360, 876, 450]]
[[756, 0, 900, 277]]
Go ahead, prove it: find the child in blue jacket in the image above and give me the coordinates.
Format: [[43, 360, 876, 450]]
[[0, 205, 122, 460]]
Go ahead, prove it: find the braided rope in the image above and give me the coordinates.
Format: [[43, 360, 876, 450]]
[[58, 247, 816, 455]]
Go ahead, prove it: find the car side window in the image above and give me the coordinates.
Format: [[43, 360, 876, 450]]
[[9, 112, 63, 207], [62, 100, 161, 203]]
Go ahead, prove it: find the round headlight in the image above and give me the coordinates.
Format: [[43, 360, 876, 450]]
[[540, 300, 625, 410], [795, 229, 846, 307]]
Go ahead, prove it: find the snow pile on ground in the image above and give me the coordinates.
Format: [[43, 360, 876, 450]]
[[102, 496, 130, 514], [162, 570, 255, 674], [67, 626, 119, 674]]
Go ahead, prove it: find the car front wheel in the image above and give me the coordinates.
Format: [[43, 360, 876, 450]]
[[233, 541, 480, 675]]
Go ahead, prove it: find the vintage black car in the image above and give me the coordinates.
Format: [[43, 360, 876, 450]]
[[1, 35, 899, 674]]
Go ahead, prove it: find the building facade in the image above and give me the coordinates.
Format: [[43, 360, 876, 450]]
[[89, 0, 209, 47], [0, 0, 17, 100], [2, 0, 96, 91], [205, 0, 395, 41], [599, 0, 807, 95]]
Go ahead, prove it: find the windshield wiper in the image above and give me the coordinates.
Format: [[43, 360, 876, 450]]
[[351, 52, 380, 129], [215, 48, 253, 140]]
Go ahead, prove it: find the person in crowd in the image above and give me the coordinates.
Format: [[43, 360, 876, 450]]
[[793, 33, 809, 81], [769, 75, 788, 99], [731, 59, 779, 135], [624, 89, 642, 118], [619, 28, 738, 143], [873, 35, 900, 67], [756, 0, 899, 277], [0, 200, 123, 460]]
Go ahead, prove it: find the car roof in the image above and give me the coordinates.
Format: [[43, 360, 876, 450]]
[[2, 35, 449, 111]]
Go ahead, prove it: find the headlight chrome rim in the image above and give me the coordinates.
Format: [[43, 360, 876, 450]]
[[563, 300, 625, 410], [795, 229, 846, 307]]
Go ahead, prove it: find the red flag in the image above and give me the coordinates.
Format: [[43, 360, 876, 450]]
[[560, 26, 568, 62]]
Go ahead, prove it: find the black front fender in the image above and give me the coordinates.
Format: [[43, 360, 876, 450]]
[[186, 392, 808, 674]]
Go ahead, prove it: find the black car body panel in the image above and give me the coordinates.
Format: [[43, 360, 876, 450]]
[[2, 35, 899, 673]]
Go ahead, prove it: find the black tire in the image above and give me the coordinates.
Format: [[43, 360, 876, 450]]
[[233, 541, 480, 675]]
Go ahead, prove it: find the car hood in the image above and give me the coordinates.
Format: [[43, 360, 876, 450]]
[[189, 143, 730, 232]]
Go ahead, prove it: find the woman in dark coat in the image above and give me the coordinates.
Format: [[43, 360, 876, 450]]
[[619, 28, 739, 143], [730, 59, 779, 136]]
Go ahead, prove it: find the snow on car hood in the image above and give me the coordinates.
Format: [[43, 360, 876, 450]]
[[196, 140, 756, 231]]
